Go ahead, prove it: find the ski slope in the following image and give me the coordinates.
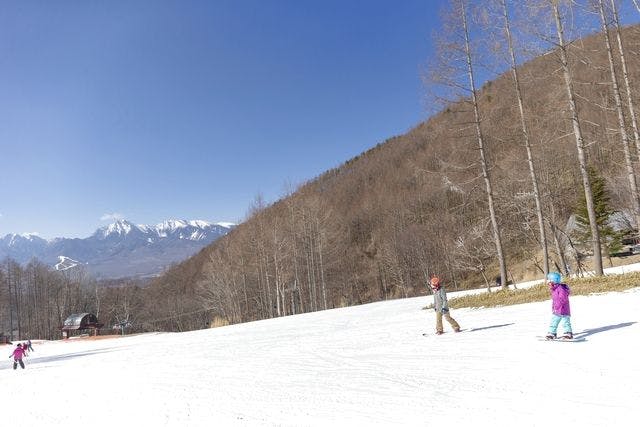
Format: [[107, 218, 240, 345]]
[[1, 287, 639, 426]]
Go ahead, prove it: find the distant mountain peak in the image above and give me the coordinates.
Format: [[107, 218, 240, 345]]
[[215, 221, 236, 228], [96, 219, 140, 239], [21, 232, 42, 239], [2, 232, 47, 246], [158, 219, 231, 241], [156, 219, 191, 231], [188, 219, 213, 228], [0, 218, 235, 279]]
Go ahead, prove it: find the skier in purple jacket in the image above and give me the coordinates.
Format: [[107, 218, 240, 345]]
[[545, 272, 573, 340]]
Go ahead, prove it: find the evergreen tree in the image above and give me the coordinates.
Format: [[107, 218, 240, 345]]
[[574, 167, 625, 258]]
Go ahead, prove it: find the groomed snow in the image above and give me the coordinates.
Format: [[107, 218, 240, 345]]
[[1, 287, 638, 426]]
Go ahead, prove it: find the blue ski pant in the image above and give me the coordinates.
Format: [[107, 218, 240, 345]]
[[549, 314, 572, 335]]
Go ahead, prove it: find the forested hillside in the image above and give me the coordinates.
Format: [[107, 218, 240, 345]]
[[140, 6, 640, 331], [3, 2, 640, 338]]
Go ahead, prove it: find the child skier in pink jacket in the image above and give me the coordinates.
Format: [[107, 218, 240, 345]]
[[10, 343, 26, 369], [545, 272, 573, 340]]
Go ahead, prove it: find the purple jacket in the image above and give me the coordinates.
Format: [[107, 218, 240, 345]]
[[550, 283, 571, 316]]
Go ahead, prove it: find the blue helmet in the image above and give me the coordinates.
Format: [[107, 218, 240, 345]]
[[547, 272, 561, 283]]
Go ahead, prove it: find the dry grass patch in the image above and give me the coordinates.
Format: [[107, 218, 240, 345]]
[[210, 316, 230, 328]]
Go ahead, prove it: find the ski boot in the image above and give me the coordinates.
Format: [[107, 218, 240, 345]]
[[561, 332, 573, 340], [545, 333, 556, 340], [435, 330, 444, 335]]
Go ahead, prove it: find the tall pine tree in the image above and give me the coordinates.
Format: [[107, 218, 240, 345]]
[[574, 167, 626, 260]]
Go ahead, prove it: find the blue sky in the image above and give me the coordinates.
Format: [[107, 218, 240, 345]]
[[1, 1, 638, 239], [0, 0, 442, 238]]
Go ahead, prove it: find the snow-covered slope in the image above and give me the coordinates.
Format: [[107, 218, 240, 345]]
[[1, 286, 638, 426], [54, 255, 82, 271]]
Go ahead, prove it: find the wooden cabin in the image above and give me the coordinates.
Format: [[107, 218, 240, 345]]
[[61, 313, 104, 338]]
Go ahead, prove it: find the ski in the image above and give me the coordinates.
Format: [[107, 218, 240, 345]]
[[536, 336, 586, 342], [423, 329, 469, 336]]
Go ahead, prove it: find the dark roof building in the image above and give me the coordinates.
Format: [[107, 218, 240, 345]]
[[61, 313, 104, 337]]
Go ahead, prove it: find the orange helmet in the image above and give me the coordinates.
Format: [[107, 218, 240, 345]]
[[429, 276, 441, 288]]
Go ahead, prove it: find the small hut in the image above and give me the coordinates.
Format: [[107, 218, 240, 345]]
[[61, 313, 104, 338]]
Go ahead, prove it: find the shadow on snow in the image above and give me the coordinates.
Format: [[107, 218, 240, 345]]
[[574, 322, 636, 339], [469, 323, 515, 332], [2, 347, 120, 370]]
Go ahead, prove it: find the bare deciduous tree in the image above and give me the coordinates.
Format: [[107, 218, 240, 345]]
[[459, 0, 509, 288], [596, 0, 640, 230], [428, 0, 509, 288], [548, 0, 604, 275], [496, 0, 550, 276], [610, 0, 640, 207]]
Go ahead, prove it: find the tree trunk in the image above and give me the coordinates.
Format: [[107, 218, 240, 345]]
[[460, 0, 508, 288], [550, 0, 603, 275], [598, 0, 640, 231], [610, 0, 640, 230], [287, 200, 303, 313], [548, 203, 570, 276], [500, 0, 549, 277], [314, 216, 329, 310], [612, 0, 640, 158], [6, 262, 14, 341]]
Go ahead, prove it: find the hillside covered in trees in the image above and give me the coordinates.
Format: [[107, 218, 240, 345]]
[[3, 1, 640, 338], [139, 3, 640, 331]]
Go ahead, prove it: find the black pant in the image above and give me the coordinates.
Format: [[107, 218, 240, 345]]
[[13, 359, 25, 369]]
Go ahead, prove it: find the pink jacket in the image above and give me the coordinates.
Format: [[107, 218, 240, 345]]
[[12, 346, 26, 360]]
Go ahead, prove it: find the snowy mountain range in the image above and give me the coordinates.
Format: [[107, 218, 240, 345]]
[[0, 219, 234, 279]]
